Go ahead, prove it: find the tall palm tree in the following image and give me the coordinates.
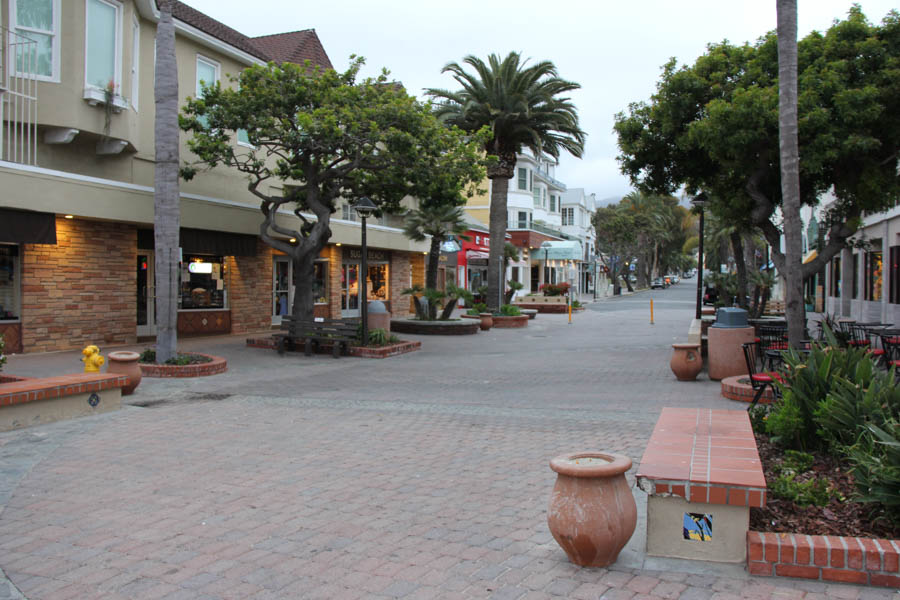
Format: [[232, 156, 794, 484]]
[[154, 0, 179, 363], [777, 0, 805, 346], [427, 53, 586, 311]]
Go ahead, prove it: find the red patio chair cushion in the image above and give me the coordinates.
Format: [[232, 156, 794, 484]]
[[849, 340, 871, 346], [867, 348, 885, 356], [751, 372, 784, 384], [767, 341, 789, 350], [884, 336, 900, 344]]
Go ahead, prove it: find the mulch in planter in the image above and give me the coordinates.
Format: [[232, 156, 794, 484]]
[[750, 432, 898, 539]]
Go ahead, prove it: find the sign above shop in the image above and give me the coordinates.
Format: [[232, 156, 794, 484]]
[[188, 262, 213, 274], [346, 248, 389, 262]]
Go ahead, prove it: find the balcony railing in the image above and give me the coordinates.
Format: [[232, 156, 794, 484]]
[[0, 27, 38, 165], [532, 167, 566, 191], [507, 219, 572, 240]]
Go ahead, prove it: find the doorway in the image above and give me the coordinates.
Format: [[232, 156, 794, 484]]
[[137, 252, 156, 336], [273, 256, 291, 325], [341, 263, 360, 317]]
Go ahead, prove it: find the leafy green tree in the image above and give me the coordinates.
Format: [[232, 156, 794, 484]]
[[615, 7, 900, 335], [153, 0, 179, 363], [593, 203, 638, 293], [427, 52, 586, 311], [180, 58, 485, 321]]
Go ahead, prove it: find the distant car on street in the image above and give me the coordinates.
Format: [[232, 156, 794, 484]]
[[651, 278, 666, 289], [667, 274, 680, 284]]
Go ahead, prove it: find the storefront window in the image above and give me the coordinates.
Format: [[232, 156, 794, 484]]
[[313, 261, 328, 303], [0, 245, 20, 321], [366, 264, 388, 301], [180, 255, 226, 309], [866, 249, 883, 301]]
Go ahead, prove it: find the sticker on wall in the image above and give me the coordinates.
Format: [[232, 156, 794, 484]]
[[87, 393, 100, 408], [683, 513, 712, 541]]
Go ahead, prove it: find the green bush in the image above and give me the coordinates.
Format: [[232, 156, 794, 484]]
[[848, 420, 900, 520], [466, 302, 488, 316], [770, 450, 834, 507], [498, 304, 521, 316], [367, 328, 389, 346]]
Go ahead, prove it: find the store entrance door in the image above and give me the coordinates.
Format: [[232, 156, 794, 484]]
[[137, 252, 156, 336], [341, 263, 360, 317], [272, 256, 292, 325]]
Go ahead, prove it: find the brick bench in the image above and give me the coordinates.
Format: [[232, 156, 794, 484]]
[[0, 373, 127, 431], [636, 407, 766, 563]]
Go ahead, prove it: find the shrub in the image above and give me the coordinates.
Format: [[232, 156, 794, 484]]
[[770, 450, 834, 507], [848, 420, 900, 521], [466, 302, 488, 316], [498, 304, 521, 316], [539, 282, 570, 296], [571, 300, 582, 309], [367, 328, 389, 347]]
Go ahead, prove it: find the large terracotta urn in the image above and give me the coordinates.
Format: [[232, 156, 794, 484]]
[[479, 313, 493, 331], [106, 351, 142, 395], [547, 451, 637, 567], [670, 343, 702, 381]]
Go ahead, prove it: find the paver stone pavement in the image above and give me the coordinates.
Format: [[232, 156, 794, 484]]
[[0, 285, 895, 599]]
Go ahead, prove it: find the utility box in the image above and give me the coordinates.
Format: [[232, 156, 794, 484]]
[[713, 307, 749, 329]]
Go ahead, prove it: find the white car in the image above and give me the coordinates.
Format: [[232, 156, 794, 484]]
[[666, 274, 680, 284]]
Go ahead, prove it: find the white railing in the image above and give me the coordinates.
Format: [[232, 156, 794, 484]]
[[0, 27, 37, 165]]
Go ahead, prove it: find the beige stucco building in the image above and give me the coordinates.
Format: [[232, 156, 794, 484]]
[[0, 0, 427, 354]]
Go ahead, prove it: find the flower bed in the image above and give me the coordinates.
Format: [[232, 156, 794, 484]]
[[745, 333, 899, 587], [139, 353, 227, 378]]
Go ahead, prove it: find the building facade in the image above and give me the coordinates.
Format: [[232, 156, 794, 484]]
[[0, 0, 426, 354]]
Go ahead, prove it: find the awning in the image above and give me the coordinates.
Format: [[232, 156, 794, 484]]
[[802, 249, 818, 264], [466, 250, 489, 260], [536, 241, 583, 261], [138, 228, 258, 256], [0, 208, 56, 244]]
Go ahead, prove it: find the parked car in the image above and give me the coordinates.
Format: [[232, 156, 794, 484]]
[[651, 278, 666, 289], [667, 274, 680, 284]]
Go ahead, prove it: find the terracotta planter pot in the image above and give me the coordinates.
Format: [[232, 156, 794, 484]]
[[479, 313, 493, 331], [670, 343, 702, 381], [106, 351, 142, 395], [548, 451, 636, 567]]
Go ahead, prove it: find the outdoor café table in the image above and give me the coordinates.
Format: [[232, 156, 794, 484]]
[[765, 341, 812, 371]]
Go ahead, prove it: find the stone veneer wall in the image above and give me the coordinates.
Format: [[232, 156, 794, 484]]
[[389, 252, 412, 317], [22, 218, 136, 353], [227, 239, 272, 334], [323, 245, 342, 319]]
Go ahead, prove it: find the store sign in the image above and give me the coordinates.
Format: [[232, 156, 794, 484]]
[[346, 248, 389, 262], [188, 262, 213, 274]]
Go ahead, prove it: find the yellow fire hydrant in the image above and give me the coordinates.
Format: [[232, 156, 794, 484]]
[[82, 345, 104, 373]]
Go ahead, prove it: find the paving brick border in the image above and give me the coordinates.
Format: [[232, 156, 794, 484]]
[[720, 375, 775, 403], [347, 340, 421, 358], [748, 531, 900, 588], [139, 353, 227, 378]]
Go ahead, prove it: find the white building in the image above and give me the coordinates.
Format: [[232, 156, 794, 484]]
[[561, 188, 602, 296]]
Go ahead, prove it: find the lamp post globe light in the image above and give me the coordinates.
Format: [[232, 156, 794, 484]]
[[353, 196, 378, 345], [691, 193, 708, 320]]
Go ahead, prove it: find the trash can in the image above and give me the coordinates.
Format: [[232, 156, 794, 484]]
[[708, 307, 754, 380], [367, 300, 390, 333]]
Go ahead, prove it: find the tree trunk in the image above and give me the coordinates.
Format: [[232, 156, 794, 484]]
[[730, 231, 748, 309], [777, 0, 806, 346], [487, 175, 510, 312], [291, 251, 316, 322], [426, 236, 440, 291], [153, 0, 179, 363]]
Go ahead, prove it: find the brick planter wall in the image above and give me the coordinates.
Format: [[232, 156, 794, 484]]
[[720, 375, 775, 403], [390, 319, 478, 335], [748, 532, 900, 588], [139, 354, 227, 377], [513, 303, 568, 314], [491, 315, 528, 328], [23, 218, 136, 353]]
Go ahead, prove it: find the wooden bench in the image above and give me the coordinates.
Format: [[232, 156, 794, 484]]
[[275, 316, 359, 358], [636, 407, 766, 563]]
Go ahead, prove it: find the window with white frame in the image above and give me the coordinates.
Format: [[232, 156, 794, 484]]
[[533, 188, 540, 208], [517, 211, 528, 228], [541, 188, 546, 208], [130, 16, 139, 110], [85, 0, 122, 91], [341, 202, 357, 221], [562, 207, 574, 226], [517, 168, 527, 190], [12, 0, 60, 80], [196, 55, 219, 129], [549, 195, 556, 212]]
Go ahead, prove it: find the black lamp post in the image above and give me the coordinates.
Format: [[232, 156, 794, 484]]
[[541, 241, 551, 286], [354, 196, 377, 345], [691, 193, 708, 320]]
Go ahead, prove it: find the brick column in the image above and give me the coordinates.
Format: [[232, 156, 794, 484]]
[[227, 239, 272, 334]]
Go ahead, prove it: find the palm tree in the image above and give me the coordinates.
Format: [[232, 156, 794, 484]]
[[777, 0, 805, 346], [402, 203, 469, 291], [153, 0, 179, 363], [427, 52, 586, 311]]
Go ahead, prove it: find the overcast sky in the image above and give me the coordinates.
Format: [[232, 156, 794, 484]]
[[185, 0, 897, 203]]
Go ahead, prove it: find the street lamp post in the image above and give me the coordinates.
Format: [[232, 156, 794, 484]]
[[691, 193, 708, 320], [541, 241, 552, 289], [354, 196, 377, 345]]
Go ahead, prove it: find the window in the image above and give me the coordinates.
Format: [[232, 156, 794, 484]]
[[541, 188, 546, 207], [180, 255, 226, 309], [529, 170, 533, 191], [517, 211, 528, 228], [549, 195, 556, 212], [0, 245, 21, 321], [85, 0, 122, 90], [475, 236, 481, 245], [865, 248, 883, 301], [130, 16, 139, 110], [313, 260, 328, 304], [829, 257, 841, 298], [196, 55, 219, 128], [562, 207, 574, 226], [890, 247, 899, 305], [533, 188, 540, 208], [341, 203, 356, 221], [852, 254, 859, 299], [517, 168, 527, 190], [12, 0, 60, 80]]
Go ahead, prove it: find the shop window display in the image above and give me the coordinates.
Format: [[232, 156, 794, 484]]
[[180, 255, 226, 309], [0, 245, 20, 320]]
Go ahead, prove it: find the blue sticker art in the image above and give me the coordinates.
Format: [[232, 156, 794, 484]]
[[683, 512, 712, 541], [87, 393, 100, 407]]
